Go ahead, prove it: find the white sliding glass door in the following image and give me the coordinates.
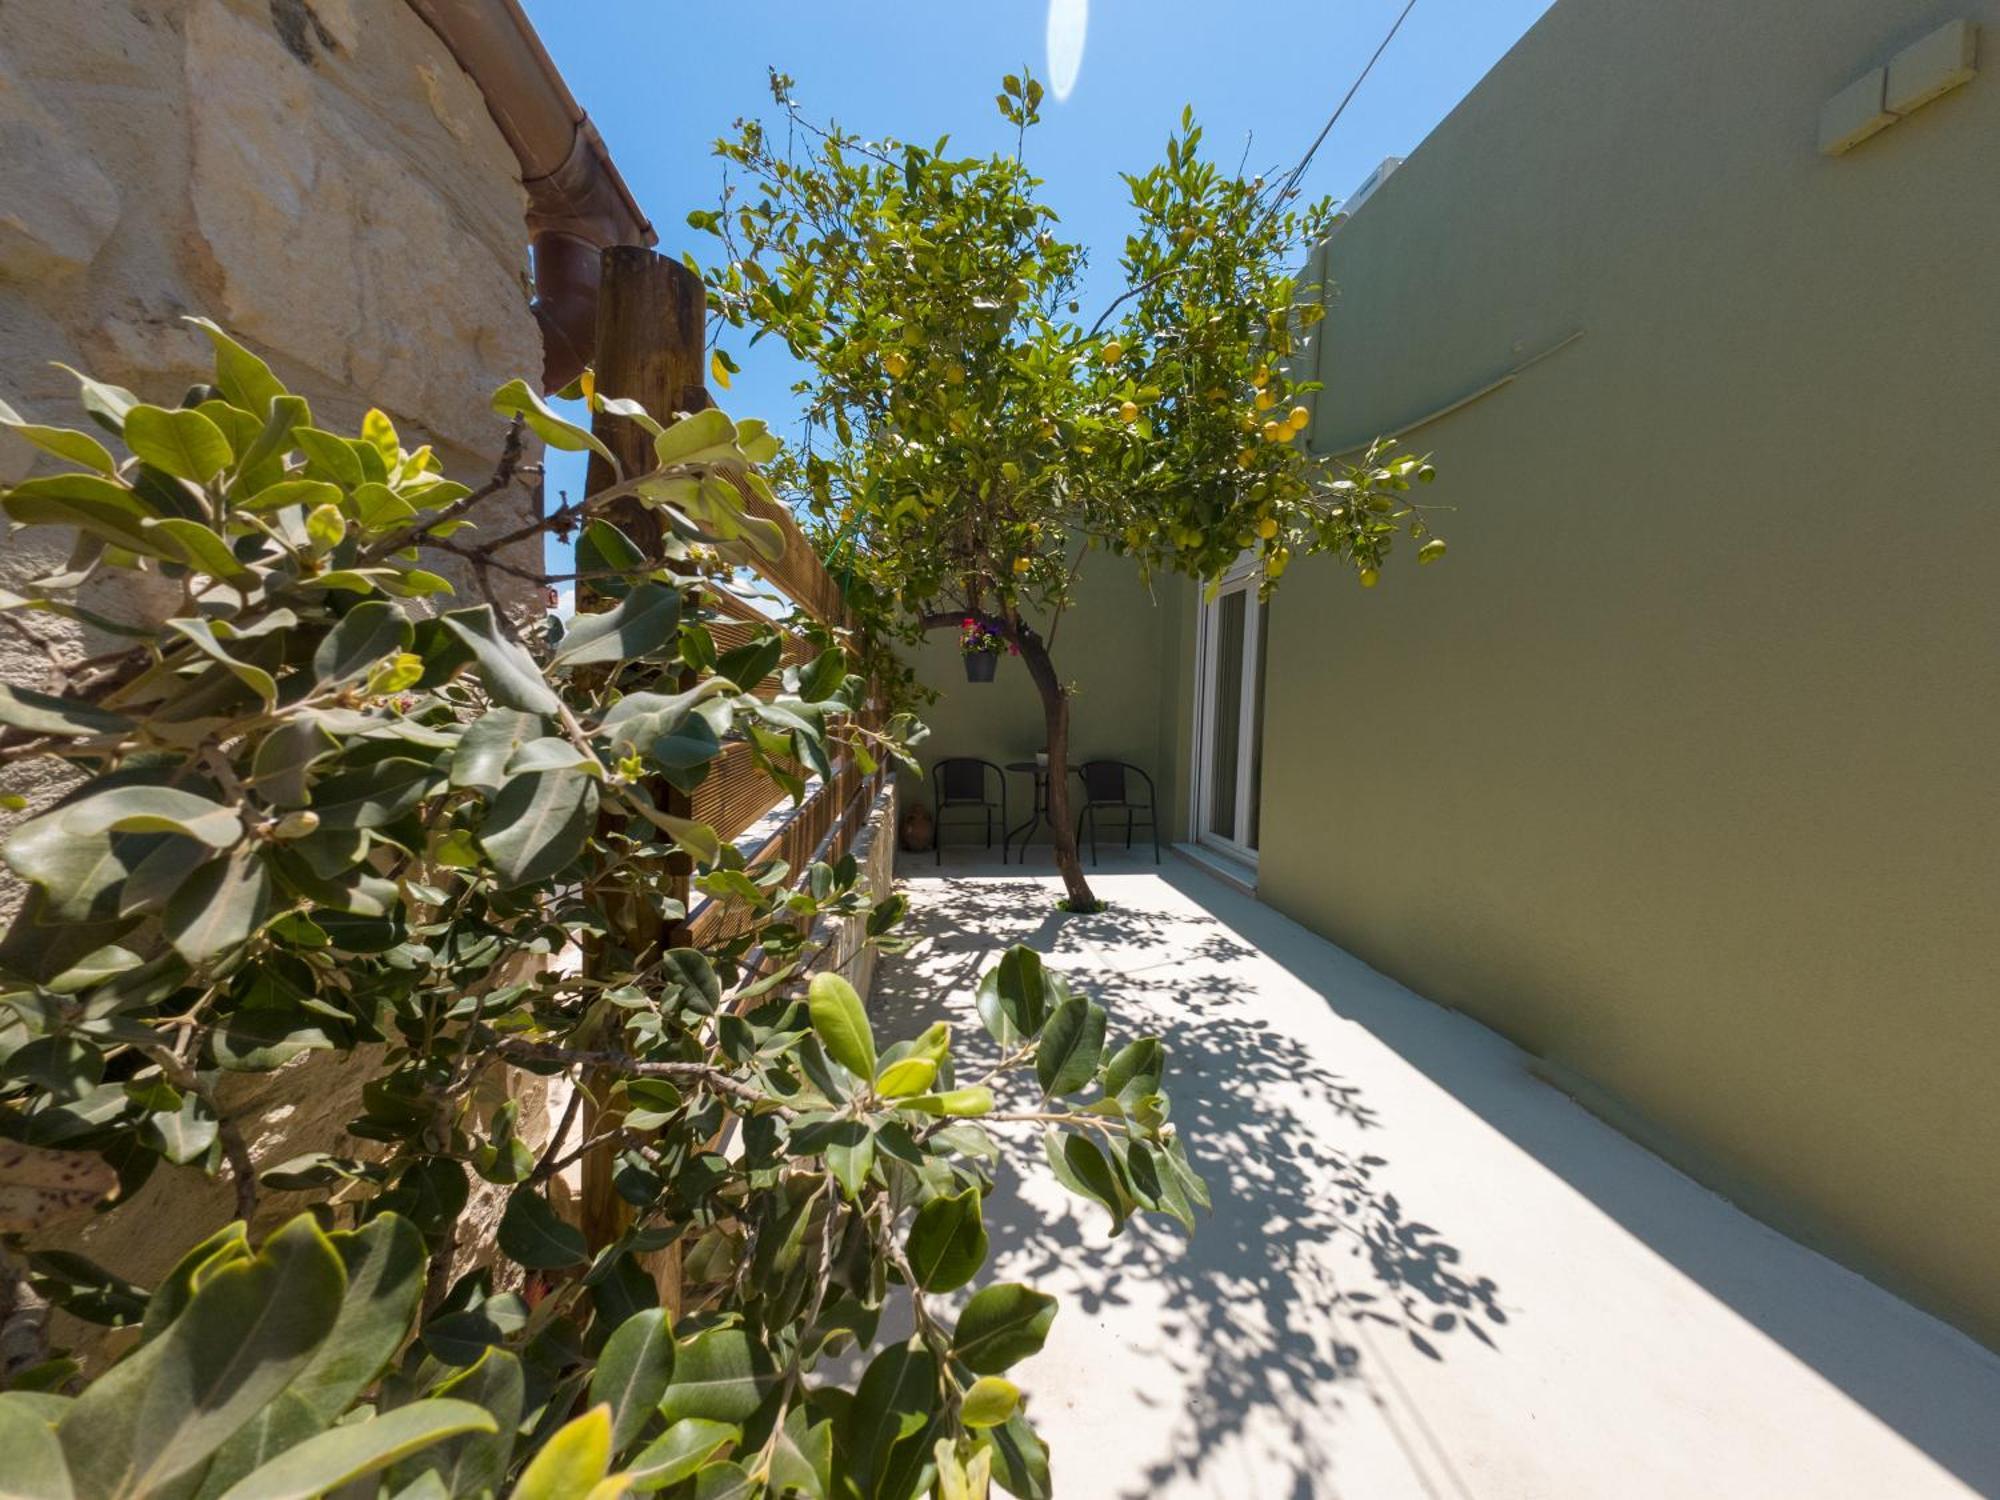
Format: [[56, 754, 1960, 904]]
[[1192, 569, 1267, 863]]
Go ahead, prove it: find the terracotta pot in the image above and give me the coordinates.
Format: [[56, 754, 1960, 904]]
[[900, 800, 935, 852], [964, 652, 998, 683]]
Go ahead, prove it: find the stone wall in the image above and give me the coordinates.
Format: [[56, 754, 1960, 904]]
[[0, 0, 550, 1344]]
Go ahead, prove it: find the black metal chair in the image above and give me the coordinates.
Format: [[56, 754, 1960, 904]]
[[1073, 760, 1160, 865], [931, 757, 1008, 865]]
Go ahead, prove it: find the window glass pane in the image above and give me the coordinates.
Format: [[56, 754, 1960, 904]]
[[1248, 599, 1268, 851], [1207, 590, 1246, 840]]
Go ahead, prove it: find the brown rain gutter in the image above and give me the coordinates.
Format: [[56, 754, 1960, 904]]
[[404, 0, 657, 392]]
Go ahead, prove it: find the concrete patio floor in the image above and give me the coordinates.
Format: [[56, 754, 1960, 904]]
[[869, 850, 2000, 1500]]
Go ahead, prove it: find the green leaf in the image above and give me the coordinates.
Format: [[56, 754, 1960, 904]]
[[146, 518, 254, 582], [897, 1088, 993, 1118], [976, 947, 1054, 1046], [2, 474, 164, 554], [479, 769, 598, 889], [0, 682, 131, 738], [440, 606, 561, 715], [844, 1340, 937, 1500], [53, 363, 138, 435], [652, 409, 737, 467], [497, 1189, 588, 1270], [657, 1328, 777, 1426], [598, 684, 729, 770], [505, 737, 598, 776], [123, 404, 232, 484], [212, 1400, 496, 1500], [507, 1403, 612, 1500], [451, 709, 544, 792], [163, 615, 283, 705], [238, 478, 343, 515], [1043, 1129, 1129, 1233], [767, 1407, 831, 1500], [188, 318, 288, 416], [308, 757, 438, 831], [57, 1215, 348, 1500], [1, 816, 143, 923], [951, 1283, 1057, 1375], [141, 1223, 251, 1343], [58, 785, 242, 848], [551, 583, 681, 666], [164, 847, 271, 965], [491, 378, 617, 467], [820, 1121, 874, 1200], [291, 1215, 427, 1421], [976, 1411, 1051, 1500], [589, 1308, 674, 1456], [628, 1418, 737, 1492], [905, 1187, 986, 1293], [313, 600, 413, 686], [0, 1393, 74, 1499], [391, 1348, 523, 1498], [0, 395, 116, 475], [1034, 996, 1105, 1098], [574, 519, 647, 596], [807, 971, 875, 1082], [1102, 1036, 1163, 1100], [873, 1057, 936, 1099], [294, 430, 363, 488], [959, 1376, 1020, 1429]]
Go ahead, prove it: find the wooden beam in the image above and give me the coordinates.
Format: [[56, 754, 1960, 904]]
[[576, 247, 707, 1311]]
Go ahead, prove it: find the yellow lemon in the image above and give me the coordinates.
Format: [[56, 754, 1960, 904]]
[[1256, 516, 1278, 540], [1254, 390, 1276, 411], [1261, 420, 1283, 443], [1013, 556, 1031, 575], [1102, 339, 1124, 365], [1288, 405, 1310, 427], [1251, 366, 1270, 388], [884, 351, 909, 379], [1237, 447, 1257, 467], [1119, 400, 1139, 423], [1359, 567, 1380, 589], [945, 362, 965, 384]]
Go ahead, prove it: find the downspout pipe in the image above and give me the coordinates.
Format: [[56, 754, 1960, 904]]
[[403, 0, 657, 392]]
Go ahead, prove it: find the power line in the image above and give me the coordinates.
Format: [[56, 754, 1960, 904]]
[[1266, 0, 1421, 216]]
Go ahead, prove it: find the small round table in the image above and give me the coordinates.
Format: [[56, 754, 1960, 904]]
[[1002, 761, 1054, 863]]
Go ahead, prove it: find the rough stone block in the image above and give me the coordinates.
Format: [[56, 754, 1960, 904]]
[[0, 54, 120, 280]]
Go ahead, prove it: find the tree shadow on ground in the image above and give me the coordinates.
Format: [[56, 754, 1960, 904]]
[[870, 866, 1504, 1499]]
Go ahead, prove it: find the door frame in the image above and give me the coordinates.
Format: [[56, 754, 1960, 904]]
[[1189, 556, 1265, 866]]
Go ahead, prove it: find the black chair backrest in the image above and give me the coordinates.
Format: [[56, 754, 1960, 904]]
[[937, 758, 989, 802], [1079, 761, 1130, 803]]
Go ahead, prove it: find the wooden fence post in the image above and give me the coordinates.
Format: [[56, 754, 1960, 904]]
[[576, 246, 708, 1311]]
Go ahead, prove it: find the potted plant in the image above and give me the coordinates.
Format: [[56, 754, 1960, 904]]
[[959, 615, 1008, 681]]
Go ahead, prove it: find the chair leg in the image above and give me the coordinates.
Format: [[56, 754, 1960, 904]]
[[1126, 809, 1134, 850], [935, 809, 942, 866], [985, 807, 993, 851]]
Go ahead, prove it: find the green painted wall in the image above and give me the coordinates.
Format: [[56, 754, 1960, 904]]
[[1239, 0, 2000, 1345], [904, 555, 1179, 849]]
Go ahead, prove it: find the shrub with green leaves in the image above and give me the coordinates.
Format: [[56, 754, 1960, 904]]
[[0, 323, 1203, 1496]]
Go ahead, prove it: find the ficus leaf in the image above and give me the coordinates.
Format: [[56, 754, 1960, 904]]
[[807, 971, 875, 1082]]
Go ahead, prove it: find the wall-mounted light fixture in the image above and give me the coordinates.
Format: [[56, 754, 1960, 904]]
[[1818, 18, 1979, 155]]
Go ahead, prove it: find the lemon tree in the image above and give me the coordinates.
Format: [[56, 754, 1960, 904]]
[[697, 71, 1444, 907]]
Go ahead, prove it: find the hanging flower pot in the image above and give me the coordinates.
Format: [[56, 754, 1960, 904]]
[[959, 617, 1003, 683]]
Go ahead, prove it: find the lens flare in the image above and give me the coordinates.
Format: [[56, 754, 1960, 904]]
[[1047, 0, 1087, 102]]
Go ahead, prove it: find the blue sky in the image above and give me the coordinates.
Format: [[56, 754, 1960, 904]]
[[520, 0, 1556, 581]]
